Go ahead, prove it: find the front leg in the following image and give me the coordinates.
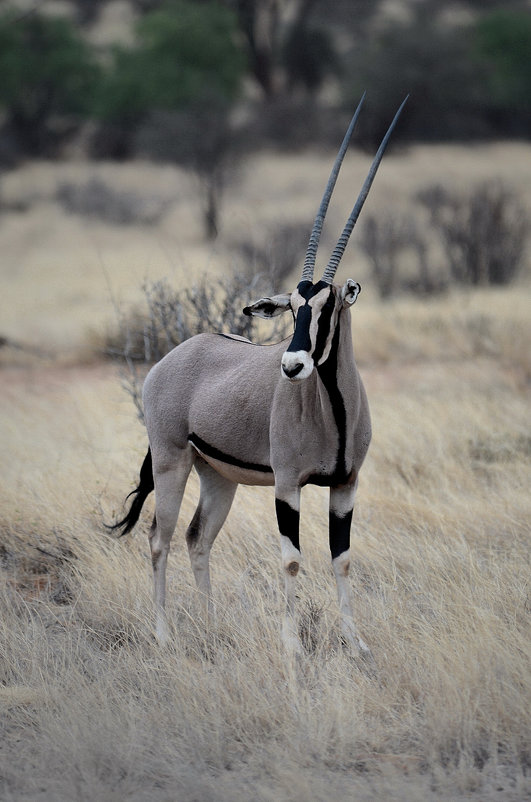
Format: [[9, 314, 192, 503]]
[[275, 487, 302, 655], [330, 481, 370, 656]]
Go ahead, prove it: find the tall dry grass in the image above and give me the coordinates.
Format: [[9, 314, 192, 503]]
[[1, 283, 530, 800]]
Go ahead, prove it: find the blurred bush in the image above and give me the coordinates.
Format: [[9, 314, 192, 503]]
[[107, 272, 290, 419], [234, 222, 309, 293], [360, 211, 444, 299], [419, 180, 528, 286], [361, 181, 528, 298], [56, 178, 171, 225]]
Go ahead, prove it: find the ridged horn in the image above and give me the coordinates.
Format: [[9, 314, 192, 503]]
[[321, 95, 408, 285], [300, 93, 366, 284]]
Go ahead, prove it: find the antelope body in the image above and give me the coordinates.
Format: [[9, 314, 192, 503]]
[[113, 96, 406, 653]]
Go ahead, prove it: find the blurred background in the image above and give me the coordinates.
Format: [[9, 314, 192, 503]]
[[1, 0, 530, 358]]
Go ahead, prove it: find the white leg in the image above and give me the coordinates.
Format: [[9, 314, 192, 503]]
[[275, 486, 302, 655], [330, 481, 371, 656], [149, 449, 194, 643], [186, 458, 237, 614]]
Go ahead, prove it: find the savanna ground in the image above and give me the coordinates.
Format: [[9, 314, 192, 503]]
[[1, 143, 530, 801]]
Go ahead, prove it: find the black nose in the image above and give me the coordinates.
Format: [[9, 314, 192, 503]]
[[283, 362, 304, 378]]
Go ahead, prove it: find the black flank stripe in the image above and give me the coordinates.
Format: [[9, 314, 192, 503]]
[[188, 432, 272, 474]]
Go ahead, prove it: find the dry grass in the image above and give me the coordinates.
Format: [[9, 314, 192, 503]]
[[1, 145, 530, 800], [2, 142, 531, 353], [1, 286, 530, 801]]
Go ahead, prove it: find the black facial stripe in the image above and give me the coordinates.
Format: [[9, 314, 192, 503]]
[[329, 509, 353, 560], [188, 433, 272, 474], [275, 498, 300, 551], [287, 281, 335, 357], [286, 303, 311, 353], [312, 289, 335, 365]]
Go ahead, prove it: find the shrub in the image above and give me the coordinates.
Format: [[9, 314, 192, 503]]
[[417, 181, 528, 286], [56, 178, 170, 226], [108, 273, 291, 419], [362, 181, 528, 298], [360, 212, 447, 299], [235, 222, 309, 292]]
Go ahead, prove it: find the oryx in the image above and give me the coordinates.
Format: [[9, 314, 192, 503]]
[[112, 95, 406, 653]]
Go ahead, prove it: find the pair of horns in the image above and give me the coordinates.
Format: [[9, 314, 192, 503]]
[[301, 94, 408, 285]]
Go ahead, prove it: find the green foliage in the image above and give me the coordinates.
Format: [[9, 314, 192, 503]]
[[95, 0, 246, 124], [283, 24, 338, 92], [0, 10, 98, 115], [475, 10, 531, 130], [0, 9, 99, 154]]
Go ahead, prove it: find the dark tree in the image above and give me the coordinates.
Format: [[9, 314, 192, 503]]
[[92, 1, 246, 236], [0, 10, 99, 159], [474, 10, 531, 137]]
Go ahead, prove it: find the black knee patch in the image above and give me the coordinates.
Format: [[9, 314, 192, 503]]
[[275, 498, 300, 551], [329, 509, 353, 560]]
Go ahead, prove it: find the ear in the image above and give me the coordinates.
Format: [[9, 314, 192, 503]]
[[340, 279, 361, 307], [243, 293, 292, 319]]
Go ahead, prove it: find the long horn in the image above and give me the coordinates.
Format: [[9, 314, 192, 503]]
[[300, 93, 366, 283], [321, 95, 408, 285]]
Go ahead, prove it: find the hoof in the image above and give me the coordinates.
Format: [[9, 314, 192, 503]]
[[340, 619, 373, 661]]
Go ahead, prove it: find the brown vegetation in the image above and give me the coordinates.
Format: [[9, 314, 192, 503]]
[[0, 146, 530, 800]]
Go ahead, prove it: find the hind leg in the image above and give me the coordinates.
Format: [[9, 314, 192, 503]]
[[186, 458, 237, 614], [150, 447, 194, 642]]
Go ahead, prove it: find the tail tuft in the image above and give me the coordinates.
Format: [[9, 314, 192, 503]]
[[109, 448, 154, 536]]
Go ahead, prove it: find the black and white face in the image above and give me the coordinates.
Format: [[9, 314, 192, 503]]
[[281, 279, 360, 382], [242, 278, 360, 382]]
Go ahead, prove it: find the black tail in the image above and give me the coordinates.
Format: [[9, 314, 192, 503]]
[[109, 448, 154, 536]]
